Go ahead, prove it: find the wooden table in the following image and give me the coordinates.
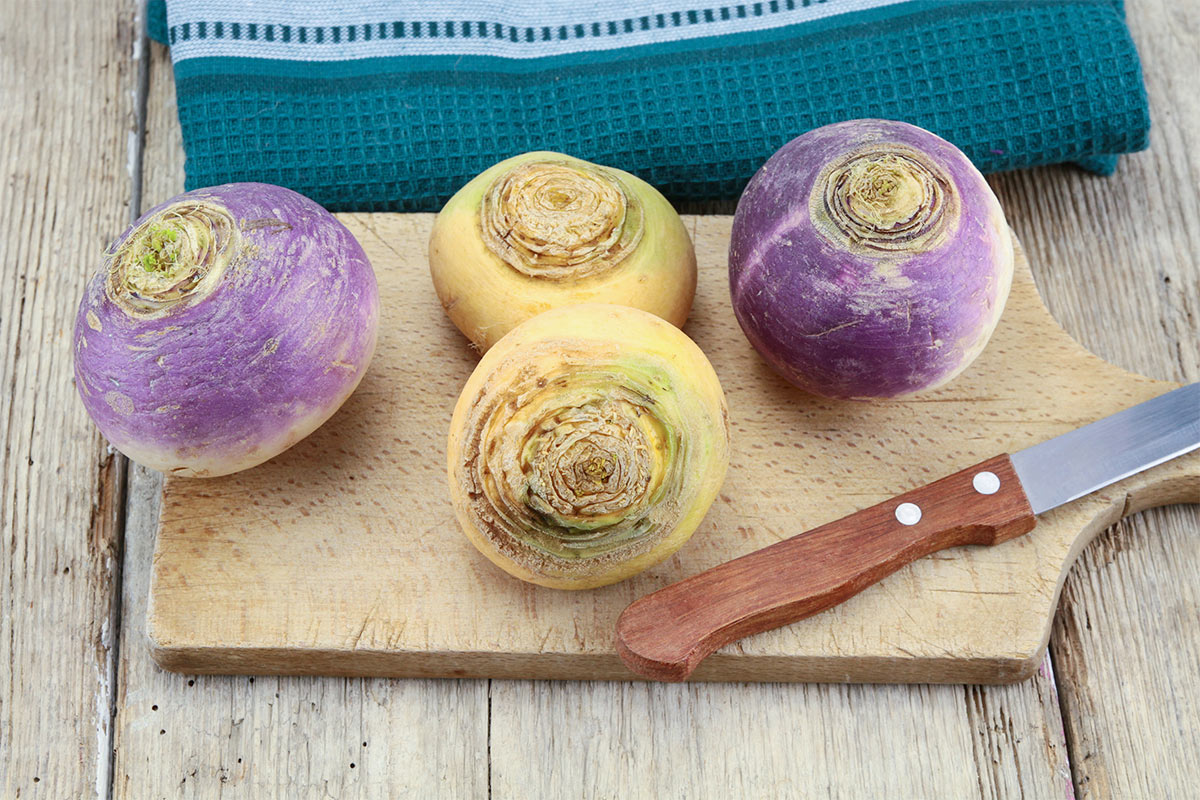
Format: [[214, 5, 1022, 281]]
[[3, 1, 1196, 796]]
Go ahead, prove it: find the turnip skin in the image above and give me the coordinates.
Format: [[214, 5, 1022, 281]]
[[430, 152, 696, 351], [74, 183, 379, 477], [729, 120, 1014, 399], [447, 304, 729, 590]]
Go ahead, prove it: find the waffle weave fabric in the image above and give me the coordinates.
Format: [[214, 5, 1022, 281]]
[[148, 0, 1149, 212]]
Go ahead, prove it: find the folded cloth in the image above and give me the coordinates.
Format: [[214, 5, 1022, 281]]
[[148, 0, 1149, 212]]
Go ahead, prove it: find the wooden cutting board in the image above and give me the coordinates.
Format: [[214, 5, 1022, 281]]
[[147, 214, 1198, 683]]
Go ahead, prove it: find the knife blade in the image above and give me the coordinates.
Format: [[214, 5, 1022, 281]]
[[1011, 382, 1199, 513], [616, 383, 1200, 682]]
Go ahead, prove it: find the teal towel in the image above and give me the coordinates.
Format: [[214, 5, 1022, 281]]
[[147, 1, 1149, 212]]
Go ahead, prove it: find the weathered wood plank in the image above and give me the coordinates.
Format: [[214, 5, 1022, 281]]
[[1052, 508, 1199, 799], [491, 671, 1073, 799], [965, 662, 1075, 800], [108, 39, 489, 800], [488, 0, 1196, 796], [990, 0, 1200, 795], [0, 0, 140, 795], [116, 468, 489, 799]]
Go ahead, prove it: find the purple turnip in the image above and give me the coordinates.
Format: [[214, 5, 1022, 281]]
[[729, 119, 1014, 399], [74, 183, 379, 477]]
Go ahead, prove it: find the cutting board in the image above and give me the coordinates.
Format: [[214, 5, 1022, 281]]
[[147, 214, 1198, 683]]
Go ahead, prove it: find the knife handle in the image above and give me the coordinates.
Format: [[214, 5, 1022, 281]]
[[616, 454, 1036, 681]]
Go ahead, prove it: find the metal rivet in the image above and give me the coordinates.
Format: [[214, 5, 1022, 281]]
[[973, 471, 1001, 495], [895, 502, 922, 526]]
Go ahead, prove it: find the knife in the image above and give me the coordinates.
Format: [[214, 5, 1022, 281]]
[[616, 382, 1200, 681]]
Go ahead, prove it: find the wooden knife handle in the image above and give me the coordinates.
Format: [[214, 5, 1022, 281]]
[[616, 454, 1037, 681]]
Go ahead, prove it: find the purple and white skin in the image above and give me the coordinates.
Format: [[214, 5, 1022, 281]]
[[729, 119, 1014, 399], [74, 183, 379, 477]]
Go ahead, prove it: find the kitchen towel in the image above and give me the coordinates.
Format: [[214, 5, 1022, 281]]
[[147, 0, 1150, 212]]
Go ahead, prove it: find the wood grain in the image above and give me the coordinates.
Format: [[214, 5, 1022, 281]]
[[618, 454, 1039, 681], [1051, 508, 1200, 799], [145, 212, 1196, 682], [491, 0, 1200, 789], [0, 0, 139, 795], [108, 40, 489, 800], [108, 34, 1073, 800], [490, 672, 1074, 799], [991, 0, 1200, 794], [1017, 1, 1200, 796], [40, 0, 1196, 797], [116, 471, 488, 799]]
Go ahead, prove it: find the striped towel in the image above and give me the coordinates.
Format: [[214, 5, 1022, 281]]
[[148, 1, 1150, 212]]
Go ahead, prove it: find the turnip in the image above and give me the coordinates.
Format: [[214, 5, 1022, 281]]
[[446, 304, 729, 589], [429, 152, 696, 351], [729, 120, 1014, 399], [74, 183, 379, 477]]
